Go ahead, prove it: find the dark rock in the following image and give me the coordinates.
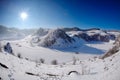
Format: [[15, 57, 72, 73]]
[[74, 32, 110, 42], [101, 35, 120, 59], [0, 62, 9, 69], [68, 71, 79, 75], [4, 42, 13, 54]]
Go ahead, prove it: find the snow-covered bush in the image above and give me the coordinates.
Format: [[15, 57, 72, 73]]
[[17, 53, 22, 58], [40, 58, 45, 63], [51, 60, 58, 65], [73, 56, 77, 65], [35, 60, 41, 67]]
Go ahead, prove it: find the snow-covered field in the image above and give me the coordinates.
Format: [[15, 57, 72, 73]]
[[0, 27, 120, 80], [0, 41, 120, 80], [0, 38, 114, 64]]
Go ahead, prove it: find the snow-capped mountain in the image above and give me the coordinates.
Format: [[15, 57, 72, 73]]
[[0, 25, 36, 40], [67, 28, 117, 42], [101, 35, 120, 59], [31, 27, 119, 49], [62, 27, 100, 32], [0, 34, 120, 80], [0, 26, 120, 80], [31, 28, 75, 48], [33, 28, 49, 37]]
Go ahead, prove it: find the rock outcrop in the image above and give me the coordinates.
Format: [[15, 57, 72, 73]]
[[101, 35, 120, 59]]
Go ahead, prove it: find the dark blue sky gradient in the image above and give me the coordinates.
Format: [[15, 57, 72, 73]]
[[0, 0, 120, 29]]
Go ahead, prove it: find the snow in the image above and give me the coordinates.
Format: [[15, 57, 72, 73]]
[[0, 45, 120, 80], [1, 39, 96, 64], [0, 28, 120, 80]]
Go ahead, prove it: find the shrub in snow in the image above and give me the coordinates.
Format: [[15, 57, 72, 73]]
[[104, 66, 109, 71], [17, 53, 22, 58], [81, 63, 90, 75], [0, 77, 2, 80], [110, 59, 112, 61], [40, 58, 45, 63], [62, 62, 66, 65], [75, 52, 79, 54], [51, 60, 58, 65], [73, 56, 77, 65], [35, 60, 41, 67], [68, 71, 79, 75]]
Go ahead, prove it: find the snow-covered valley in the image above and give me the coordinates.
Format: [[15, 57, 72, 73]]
[[0, 40, 120, 80], [0, 27, 120, 80]]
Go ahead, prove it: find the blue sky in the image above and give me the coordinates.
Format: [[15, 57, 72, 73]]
[[0, 0, 120, 29]]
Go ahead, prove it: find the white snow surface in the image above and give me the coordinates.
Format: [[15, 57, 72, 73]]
[[0, 29, 119, 80], [0, 44, 120, 80]]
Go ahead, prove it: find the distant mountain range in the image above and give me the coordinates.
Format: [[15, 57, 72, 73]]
[[0, 25, 37, 40], [31, 27, 120, 48], [0, 25, 120, 48]]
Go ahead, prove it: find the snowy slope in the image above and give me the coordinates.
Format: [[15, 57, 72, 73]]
[[0, 44, 120, 80], [0, 33, 115, 64], [31, 29, 75, 48], [1, 39, 96, 64], [30, 28, 118, 50], [0, 27, 120, 80], [30, 28, 120, 51], [67, 29, 117, 42]]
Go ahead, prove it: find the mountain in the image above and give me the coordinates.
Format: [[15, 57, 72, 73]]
[[0, 25, 36, 40], [31, 28, 75, 48], [62, 27, 100, 32], [33, 28, 49, 37], [0, 35, 120, 80], [70, 29, 114, 42], [31, 27, 119, 49], [0, 25, 119, 49], [101, 35, 120, 59], [0, 26, 120, 80]]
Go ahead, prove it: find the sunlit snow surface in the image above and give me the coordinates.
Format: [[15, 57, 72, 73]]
[[0, 28, 120, 80], [0, 42, 120, 80], [0, 37, 114, 64]]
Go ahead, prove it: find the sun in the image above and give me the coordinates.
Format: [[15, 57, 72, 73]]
[[20, 12, 28, 20]]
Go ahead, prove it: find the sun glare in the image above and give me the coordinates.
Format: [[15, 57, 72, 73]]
[[20, 12, 28, 20]]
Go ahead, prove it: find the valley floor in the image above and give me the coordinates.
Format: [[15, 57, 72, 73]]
[[0, 39, 119, 80], [0, 48, 120, 80], [1, 39, 114, 64]]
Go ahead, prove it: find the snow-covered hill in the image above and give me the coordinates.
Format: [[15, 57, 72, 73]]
[[0, 36, 120, 80], [30, 28, 119, 50], [67, 29, 117, 42], [31, 28, 75, 48], [0, 27, 120, 80]]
